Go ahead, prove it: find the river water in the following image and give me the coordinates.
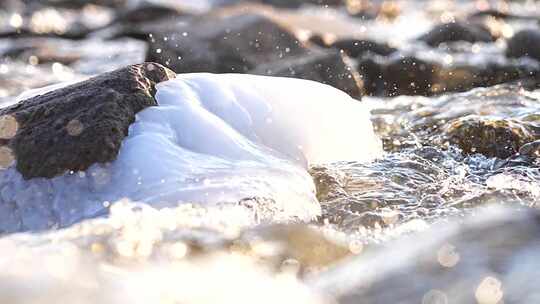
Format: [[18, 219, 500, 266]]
[[1, 0, 540, 304]]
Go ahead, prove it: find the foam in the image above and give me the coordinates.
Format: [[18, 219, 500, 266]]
[[0, 73, 382, 232]]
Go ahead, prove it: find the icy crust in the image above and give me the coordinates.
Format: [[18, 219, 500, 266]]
[[0, 73, 382, 232]]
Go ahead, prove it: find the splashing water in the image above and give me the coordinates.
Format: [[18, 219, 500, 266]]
[[0, 73, 382, 232]]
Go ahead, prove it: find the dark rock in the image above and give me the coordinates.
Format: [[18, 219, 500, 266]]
[[357, 57, 384, 96], [468, 9, 539, 22], [256, 0, 344, 9], [433, 62, 536, 94], [383, 56, 440, 96], [330, 39, 396, 58], [506, 29, 540, 62], [444, 116, 536, 158], [307, 34, 327, 48], [251, 49, 363, 98], [419, 22, 494, 47], [147, 12, 309, 73], [0, 63, 176, 179], [112, 1, 192, 25]]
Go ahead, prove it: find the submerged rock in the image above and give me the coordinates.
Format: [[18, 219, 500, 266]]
[[0, 62, 175, 179], [146, 12, 308, 73], [419, 21, 494, 47], [252, 50, 363, 98], [506, 29, 540, 62], [444, 116, 537, 159]]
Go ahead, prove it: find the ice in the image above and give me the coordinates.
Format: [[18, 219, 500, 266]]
[[0, 73, 382, 232]]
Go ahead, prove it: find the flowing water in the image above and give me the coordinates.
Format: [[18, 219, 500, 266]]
[[2, 0, 540, 303]]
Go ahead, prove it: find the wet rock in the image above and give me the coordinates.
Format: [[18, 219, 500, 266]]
[[254, 0, 344, 9], [361, 52, 536, 97], [308, 34, 327, 48], [329, 39, 396, 58], [0, 63, 176, 179], [519, 139, 540, 158], [37, 0, 127, 9], [239, 224, 350, 271], [357, 58, 384, 96], [114, 2, 189, 24], [371, 84, 540, 152], [0, 37, 147, 74], [419, 22, 494, 47], [252, 49, 363, 99], [433, 62, 536, 94], [309, 166, 348, 202], [444, 116, 537, 158], [506, 29, 540, 62], [383, 56, 439, 96], [146, 12, 309, 73]]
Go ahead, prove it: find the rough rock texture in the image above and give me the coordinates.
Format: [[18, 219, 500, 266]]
[[0, 62, 176, 179], [329, 39, 396, 58], [384, 56, 439, 96], [252, 50, 363, 98], [419, 22, 494, 47], [146, 12, 309, 73], [444, 116, 537, 158], [506, 29, 540, 62], [357, 58, 385, 96]]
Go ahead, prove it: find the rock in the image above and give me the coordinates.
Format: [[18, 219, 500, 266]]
[[519, 139, 540, 158], [309, 165, 348, 202], [114, 3, 188, 24], [383, 56, 440, 96], [37, 0, 126, 9], [239, 223, 350, 271], [353, 49, 538, 97], [254, 0, 344, 9], [329, 39, 396, 58], [506, 29, 540, 62], [0, 63, 176, 179], [307, 34, 327, 48], [444, 116, 537, 158], [433, 62, 536, 94], [251, 49, 364, 98], [357, 58, 384, 96], [146, 12, 309, 73], [419, 22, 494, 47]]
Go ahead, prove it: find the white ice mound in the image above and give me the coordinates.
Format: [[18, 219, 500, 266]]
[[0, 73, 382, 232]]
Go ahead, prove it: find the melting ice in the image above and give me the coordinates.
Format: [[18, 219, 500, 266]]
[[0, 73, 382, 232]]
